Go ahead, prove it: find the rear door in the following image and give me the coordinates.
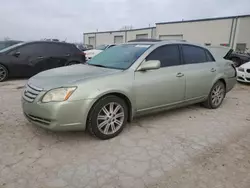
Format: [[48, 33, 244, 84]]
[[39, 43, 71, 71], [181, 44, 217, 100]]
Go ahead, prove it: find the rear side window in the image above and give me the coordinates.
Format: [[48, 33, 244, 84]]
[[45, 43, 72, 55], [146, 45, 181, 67], [182, 45, 207, 64], [14, 43, 46, 55], [205, 50, 215, 61]]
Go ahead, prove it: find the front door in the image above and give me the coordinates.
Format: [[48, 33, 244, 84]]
[[181, 44, 218, 100], [8, 43, 45, 77], [134, 44, 186, 111]]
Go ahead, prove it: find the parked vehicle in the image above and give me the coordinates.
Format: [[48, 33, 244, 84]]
[[0, 40, 23, 50], [84, 44, 115, 60], [75, 43, 93, 51], [237, 61, 250, 83], [229, 51, 250, 67], [0, 41, 86, 82], [22, 41, 236, 139]]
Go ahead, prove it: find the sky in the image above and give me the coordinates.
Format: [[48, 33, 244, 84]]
[[0, 0, 250, 43]]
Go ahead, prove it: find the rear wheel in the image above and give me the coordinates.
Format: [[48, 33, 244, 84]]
[[87, 95, 128, 140], [203, 81, 226, 109], [0, 64, 8, 82]]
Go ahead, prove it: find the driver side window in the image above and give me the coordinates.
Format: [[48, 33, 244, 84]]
[[146, 44, 181, 67]]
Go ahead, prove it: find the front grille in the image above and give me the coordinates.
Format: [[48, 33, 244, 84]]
[[23, 84, 43, 102], [246, 77, 250, 81], [247, 69, 250, 73], [25, 113, 51, 125]]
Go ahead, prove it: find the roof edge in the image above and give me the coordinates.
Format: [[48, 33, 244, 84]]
[[84, 27, 156, 35], [156, 14, 250, 25]]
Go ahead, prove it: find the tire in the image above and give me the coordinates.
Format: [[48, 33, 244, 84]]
[[231, 57, 241, 67], [0, 64, 8, 82], [203, 81, 226, 109], [87, 95, 128, 140]]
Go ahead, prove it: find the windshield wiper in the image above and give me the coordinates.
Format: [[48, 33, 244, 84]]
[[89, 64, 108, 68]]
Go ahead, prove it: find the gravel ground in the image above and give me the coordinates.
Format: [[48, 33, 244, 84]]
[[0, 79, 250, 188]]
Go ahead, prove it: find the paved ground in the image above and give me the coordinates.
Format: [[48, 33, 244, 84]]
[[0, 79, 250, 188]]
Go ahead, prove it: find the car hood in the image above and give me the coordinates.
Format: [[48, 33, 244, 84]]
[[240, 61, 250, 69], [28, 64, 121, 90]]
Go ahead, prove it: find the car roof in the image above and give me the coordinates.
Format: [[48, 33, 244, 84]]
[[22, 41, 73, 45], [126, 40, 205, 48]]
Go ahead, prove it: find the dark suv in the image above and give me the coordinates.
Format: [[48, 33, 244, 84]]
[[0, 41, 86, 82]]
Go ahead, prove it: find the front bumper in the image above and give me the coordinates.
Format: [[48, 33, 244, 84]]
[[237, 69, 250, 83], [22, 98, 95, 131]]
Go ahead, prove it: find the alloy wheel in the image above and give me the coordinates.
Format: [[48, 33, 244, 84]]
[[211, 84, 225, 107], [97, 102, 125, 135], [0, 65, 7, 82]]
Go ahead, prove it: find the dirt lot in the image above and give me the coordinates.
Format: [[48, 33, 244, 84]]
[[0, 80, 250, 188]]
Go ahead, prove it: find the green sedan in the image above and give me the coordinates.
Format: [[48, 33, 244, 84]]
[[22, 41, 236, 139]]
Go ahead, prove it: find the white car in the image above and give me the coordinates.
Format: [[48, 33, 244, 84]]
[[237, 61, 250, 83], [84, 44, 115, 60]]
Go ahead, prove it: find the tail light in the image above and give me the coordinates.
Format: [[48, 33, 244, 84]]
[[231, 64, 237, 77]]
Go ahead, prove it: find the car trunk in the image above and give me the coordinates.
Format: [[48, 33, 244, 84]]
[[207, 46, 233, 61]]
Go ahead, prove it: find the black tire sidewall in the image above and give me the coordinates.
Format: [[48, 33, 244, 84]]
[[87, 95, 128, 140], [0, 64, 8, 82], [208, 81, 226, 109]]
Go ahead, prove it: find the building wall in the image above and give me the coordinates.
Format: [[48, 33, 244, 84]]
[[235, 17, 250, 50], [126, 28, 155, 41], [83, 15, 250, 51], [156, 19, 233, 46], [84, 28, 156, 47]]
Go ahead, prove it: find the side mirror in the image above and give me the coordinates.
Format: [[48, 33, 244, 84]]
[[137, 60, 161, 71], [13, 51, 20, 57]]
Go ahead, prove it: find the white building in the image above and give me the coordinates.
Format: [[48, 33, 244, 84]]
[[83, 14, 250, 51]]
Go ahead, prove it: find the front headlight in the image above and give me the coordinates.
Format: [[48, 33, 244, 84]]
[[42, 87, 77, 103], [238, 67, 244, 72]]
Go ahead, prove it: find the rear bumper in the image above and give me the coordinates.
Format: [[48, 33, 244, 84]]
[[22, 98, 95, 131]]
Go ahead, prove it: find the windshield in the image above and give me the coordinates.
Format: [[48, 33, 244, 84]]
[[88, 44, 151, 70], [0, 42, 24, 53], [96, 44, 108, 50]]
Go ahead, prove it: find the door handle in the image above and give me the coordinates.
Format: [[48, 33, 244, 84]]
[[65, 54, 70, 57], [37, 56, 44, 59], [176, 72, 184, 77], [211, 68, 216, 72]]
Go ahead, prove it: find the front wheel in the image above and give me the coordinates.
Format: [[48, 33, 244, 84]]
[[87, 95, 128, 140], [203, 81, 226, 109]]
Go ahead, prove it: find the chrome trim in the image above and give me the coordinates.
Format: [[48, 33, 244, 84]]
[[23, 84, 43, 102]]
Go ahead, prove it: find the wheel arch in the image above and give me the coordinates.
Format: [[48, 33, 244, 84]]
[[86, 91, 134, 123], [212, 77, 227, 91]]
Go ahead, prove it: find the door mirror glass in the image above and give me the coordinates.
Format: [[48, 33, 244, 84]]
[[137, 60, 161, 71], [13, 51, 20, 57]]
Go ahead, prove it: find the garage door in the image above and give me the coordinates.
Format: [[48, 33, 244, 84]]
[[114, 36, 123, 44], [136, 34, 148, 39], [88, 37, 95, 46], [159, 35, 183, 40]]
